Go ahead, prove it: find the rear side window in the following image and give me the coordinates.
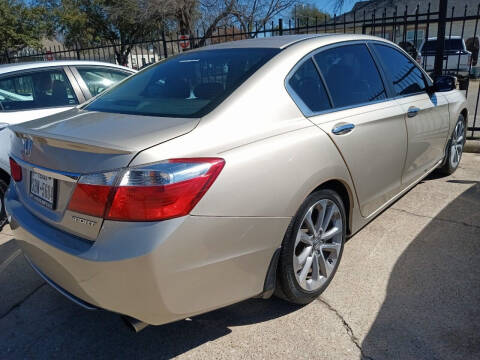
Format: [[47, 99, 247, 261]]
[[373, 44, 427, 96], [421, 38, 465, 53], [288, 59, 331, 113], [0, 69, 78, 111], [75, 66, 131, 96], [86, 48, 280, 118], [314, 44, 387, 108]]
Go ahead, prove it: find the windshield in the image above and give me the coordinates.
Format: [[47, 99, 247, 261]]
[[85, 48, 280, 118], [422, 38, 465, 52]]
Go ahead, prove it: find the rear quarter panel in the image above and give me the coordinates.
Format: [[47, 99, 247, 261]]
[[441, 89, 468, 132], [191, 125, 357, 220]]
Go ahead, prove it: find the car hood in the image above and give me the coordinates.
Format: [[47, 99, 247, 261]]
[[9, 107, 200, 173]]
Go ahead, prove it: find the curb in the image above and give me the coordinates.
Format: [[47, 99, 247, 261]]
[[465, 140, 480, 153]]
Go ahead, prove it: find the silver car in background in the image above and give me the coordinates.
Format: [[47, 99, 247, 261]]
[[0, 61, 135, 230], [5, 34, 467, 330]]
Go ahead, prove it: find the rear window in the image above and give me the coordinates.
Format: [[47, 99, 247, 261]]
[[76, 66, 131, 96], [422, 38, 464, 52], [85, 48, 280, 118]]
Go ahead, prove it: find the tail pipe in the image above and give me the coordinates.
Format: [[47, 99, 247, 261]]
[[122, 316, 149, 333]]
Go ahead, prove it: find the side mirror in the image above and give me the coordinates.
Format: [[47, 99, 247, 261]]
[[433, 75, 457, 92]]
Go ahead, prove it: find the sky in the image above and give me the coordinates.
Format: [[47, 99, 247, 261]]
[[309, 0, 357, 15]]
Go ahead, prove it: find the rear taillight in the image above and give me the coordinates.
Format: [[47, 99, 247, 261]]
[[67, 158, 225, 221], [68, 171, 117, 217], [9, 157, 22, 182]]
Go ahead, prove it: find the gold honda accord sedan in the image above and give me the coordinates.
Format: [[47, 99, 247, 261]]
[[5, 34, 467, 330]]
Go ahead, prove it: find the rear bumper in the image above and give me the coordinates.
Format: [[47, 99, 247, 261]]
[[6, 185, 289, 325]]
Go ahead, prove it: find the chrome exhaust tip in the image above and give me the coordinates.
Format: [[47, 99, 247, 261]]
[[122, 315, 149, 333]]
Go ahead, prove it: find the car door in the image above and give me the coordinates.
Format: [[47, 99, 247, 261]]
[[287, 43, 408, 218], [69, 65, 133, 100], [371, 43, 450, 186], [0, 67, 83, 126]]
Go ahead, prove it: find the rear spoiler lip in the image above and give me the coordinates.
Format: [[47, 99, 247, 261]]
[[10, 125, 134, 155]]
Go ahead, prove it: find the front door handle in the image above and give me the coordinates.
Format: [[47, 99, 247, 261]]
[[407, 106, 421, 118], [332, 123, 355, 135]]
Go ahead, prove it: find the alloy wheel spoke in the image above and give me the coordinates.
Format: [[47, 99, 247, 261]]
[[294, 246, 312, 271], [456, 144, 463, 154], [322, 204, 334, 230], [321, 226, 341, 241], [296, 230, 313, 247], [304, 208, 317, 237], [320, 242, 341, 256], [316, 200, 327, 233], [298, 255, 313, 283], [318, 251, 333, 278], [451, 145, 457, 165], [311, 253, 320, 281], [301, 232, 314, 245]]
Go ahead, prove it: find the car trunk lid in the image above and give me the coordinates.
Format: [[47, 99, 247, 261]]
[[8, 108, 199, 240], [9, 107, 199, 173]]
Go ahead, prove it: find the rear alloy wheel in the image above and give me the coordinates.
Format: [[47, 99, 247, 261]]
[[277, 189, 346, 304], [0, 179, 8, 232], [437, 115, 466, 175]]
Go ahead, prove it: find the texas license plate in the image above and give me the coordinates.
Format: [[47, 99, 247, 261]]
[[30, 171, 56, 209]]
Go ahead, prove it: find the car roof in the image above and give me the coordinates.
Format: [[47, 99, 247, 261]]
[[0, 60, 136, 75], [426, 36, 462, 40], [202, 34, 343, 50], [199, 33, 395, 51]]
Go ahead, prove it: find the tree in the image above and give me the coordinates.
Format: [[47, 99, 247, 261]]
[[291, 4, 330, 28], [55, 0, 173, 65], [0, 0, 53, 55], [231, 0, 299, 35]]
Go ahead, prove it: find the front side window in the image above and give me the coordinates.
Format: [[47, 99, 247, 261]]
[[75, 66, 131, 96], [288, 58, 331, 113], [0, 69, 78, 111], [314, 44, 387, 108], [86, 48, 280, 118], [373, 44, 427, 96]]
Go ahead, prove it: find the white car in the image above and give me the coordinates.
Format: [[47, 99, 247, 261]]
[[0, 61, 136, 229], [418, 36, 472, 74]]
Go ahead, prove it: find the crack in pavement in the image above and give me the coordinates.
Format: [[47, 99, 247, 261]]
[[318, 298, 375, 360], [0, 282, 46, 321], [390, 207, 480, 230], [0, 249, 21, 275]]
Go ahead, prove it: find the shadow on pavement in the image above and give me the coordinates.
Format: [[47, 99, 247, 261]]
[[0, 245, 302, 359], [361, 183, 480, 359]]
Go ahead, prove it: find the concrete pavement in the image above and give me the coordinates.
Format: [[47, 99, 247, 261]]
[[0, 154, 479, 359]]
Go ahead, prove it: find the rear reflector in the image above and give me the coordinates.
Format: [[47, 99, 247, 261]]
[[9, 158, 22, 182], [67, 158, 225, 221]]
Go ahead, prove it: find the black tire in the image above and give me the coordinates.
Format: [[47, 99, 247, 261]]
[[0, 178, 8, 232], [437, 114, 466, 176], [276, 189, 346, 305]]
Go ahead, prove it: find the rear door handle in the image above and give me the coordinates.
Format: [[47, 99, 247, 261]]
[[332, 123, 355, 135], [407, 106, 421, 118]]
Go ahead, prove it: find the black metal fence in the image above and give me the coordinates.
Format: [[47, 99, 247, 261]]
[[2, 0, 480, 138]]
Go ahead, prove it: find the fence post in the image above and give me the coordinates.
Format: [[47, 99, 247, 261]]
[[278, 18, 283, 36], [161, 30, 168, 59], [434, 0, 448, 77]]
